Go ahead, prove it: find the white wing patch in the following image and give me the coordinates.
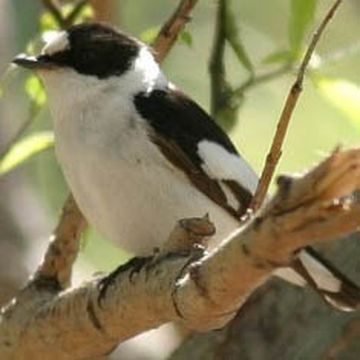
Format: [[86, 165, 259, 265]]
[[218, 181, 240, 210], [42, 31, 70, 56], [197, 140, 258, 193]]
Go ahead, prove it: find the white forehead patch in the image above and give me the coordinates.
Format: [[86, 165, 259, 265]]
[[42, 31, 70, 56]]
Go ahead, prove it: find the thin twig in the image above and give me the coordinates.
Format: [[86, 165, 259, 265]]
[[210, 0, 253, 130], [41, 0, 90, 29], [41, 0, 65, 28], [209, 0, 227, 119], [210, 0, 281, 131], [153, 0, 199, 64], [249, 0, 344, 212], [233, 65, 291, 97], [64, 0, 90, 28]]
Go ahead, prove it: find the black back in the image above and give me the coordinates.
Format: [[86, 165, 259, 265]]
[[135, 88, 253, 217], [134, 89, 239, 168]]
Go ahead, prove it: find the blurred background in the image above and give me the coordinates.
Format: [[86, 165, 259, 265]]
[[0, 0, 359, 359]]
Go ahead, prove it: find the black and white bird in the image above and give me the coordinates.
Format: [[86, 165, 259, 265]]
[[14, 23, 360, 311]]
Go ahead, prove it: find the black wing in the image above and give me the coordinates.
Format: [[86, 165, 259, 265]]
[[134, 88, 253, 218], [135, 88, 360, 311]]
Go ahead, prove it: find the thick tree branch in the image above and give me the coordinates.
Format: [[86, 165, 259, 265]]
[[1, 1, 353, 359], [2, 148, 360, 358], [33, 195, 86, 289]]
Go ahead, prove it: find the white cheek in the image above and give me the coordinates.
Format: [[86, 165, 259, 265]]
[[197, 140, 258, 193], [39, 69, 100, 119]]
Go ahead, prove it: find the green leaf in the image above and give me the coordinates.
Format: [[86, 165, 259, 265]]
[[289, 0, 317, 60], [140, 26, 160, 45], [67, 3, 95, 24], [315, 76, 360, 129], [262, 50, 293, 65], [80, 4, 95, 20], [40, 11, 60, 31], [26, 40, 36, 55], [0, 132, 54, 175], [224, 3, 253, 73], [25, 76, 46, 107], [179, 30, 193, 48]]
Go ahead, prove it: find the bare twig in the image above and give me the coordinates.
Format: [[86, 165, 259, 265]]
[[2, 147, 360, 358], [64, 0, 90, 28], [41, 0, 90, 29], [209, 0, 227, 119], [210, 0, 254, 131], [41, 0, 65, 28], [233, 65, 291, 97], [153, 0, 199, 64], [209, 0, 286, 131], [249, 0, 344, 212], [33, 195, 86, 289]]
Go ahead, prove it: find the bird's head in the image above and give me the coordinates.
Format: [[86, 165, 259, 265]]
[[13, 23, 165, 107]]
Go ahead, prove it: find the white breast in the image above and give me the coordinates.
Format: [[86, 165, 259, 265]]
[[41, 46, 242, 255], [53, 99, 239, 254]]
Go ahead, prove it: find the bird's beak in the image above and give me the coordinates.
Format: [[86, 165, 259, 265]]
[[12, 54, 56, 70]]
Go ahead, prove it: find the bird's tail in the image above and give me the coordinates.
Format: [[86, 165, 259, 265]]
[[274, 247, 360, 311]]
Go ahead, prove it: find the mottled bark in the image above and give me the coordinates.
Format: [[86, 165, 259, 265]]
[[171, 234, 360, 360]]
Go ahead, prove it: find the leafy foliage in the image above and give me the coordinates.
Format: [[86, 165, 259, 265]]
[[140, 26, 160, 44], [289, 0, 318, 60], [315, 76, 360, 130], [0, 132, 54, 175], [180, 30, 193, 48], [224, 0, 253, 73], [25, 75, 46, 107]]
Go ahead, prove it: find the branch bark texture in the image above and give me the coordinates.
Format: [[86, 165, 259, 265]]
[[1, 148, 360, 359]]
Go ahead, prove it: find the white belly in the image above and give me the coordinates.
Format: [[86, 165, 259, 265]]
[[54, 109, 239, 255]]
